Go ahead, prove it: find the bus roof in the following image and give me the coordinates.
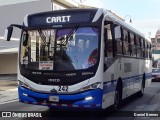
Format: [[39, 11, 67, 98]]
[[23, 8, 150, 42], [102, 9, 151, 42]]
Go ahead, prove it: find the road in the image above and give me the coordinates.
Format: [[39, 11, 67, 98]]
[[0, 82, 160, 120]]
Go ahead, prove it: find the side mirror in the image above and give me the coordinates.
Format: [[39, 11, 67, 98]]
[[4, 26, 13, 41], [104, 64, 107, 72], [23, 32, 28, 46]]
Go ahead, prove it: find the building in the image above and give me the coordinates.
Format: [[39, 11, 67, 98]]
[[151, 29, 160, 67], [0, 0, 78, 74]]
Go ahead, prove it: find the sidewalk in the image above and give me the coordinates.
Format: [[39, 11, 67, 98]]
[[0, 74, 17, 91], [0, 88, 18, 104], [0, 75, 18, 104], [0, 80, 18, 91]]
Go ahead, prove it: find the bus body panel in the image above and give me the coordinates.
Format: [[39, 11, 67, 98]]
[[102, 57, 152, 109]]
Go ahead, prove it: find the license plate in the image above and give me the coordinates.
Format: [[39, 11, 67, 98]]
[[49, 96, 59, 102]]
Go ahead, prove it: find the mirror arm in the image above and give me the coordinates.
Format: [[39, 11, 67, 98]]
[[4, 24, 24, 41], [10, 24, 24, 29]]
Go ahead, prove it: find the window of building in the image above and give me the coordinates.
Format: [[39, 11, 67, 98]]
[[54, 5, 57, 10], [53, 3, 65, 10], [157, 38, 160, 43]]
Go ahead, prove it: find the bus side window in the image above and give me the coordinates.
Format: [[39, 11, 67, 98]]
[[146, 42, 150, 59], [122, 29, 130, 56], [141, 38, 145, 58], [114, 25, 122, 55], [149, 43, 152, 59], [137, 37, 142, 58], [104, 24, 113, 57], [130, 33, 136, 57]]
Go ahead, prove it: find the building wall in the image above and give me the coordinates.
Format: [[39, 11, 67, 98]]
[[0, 53, 18, 74], [0, 0, 51, 75], [0, 0, 78, 38], [0, 0, 51, 38], [52, 2, 66, 10]]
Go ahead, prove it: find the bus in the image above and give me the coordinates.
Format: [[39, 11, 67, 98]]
[[4, 8, 152, 110]]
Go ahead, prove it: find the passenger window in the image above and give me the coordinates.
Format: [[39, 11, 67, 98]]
[[142, 39, 145, 58], [136, 36, 140, 46], [123, 30, 129, 42], [104, 24, 113, 57], [130, 33, 136, 57], [114, 25, 122, 55], [147, 42, 151, 59], [123, 29, 130, 56], [141, 39, 144, 48], [138, 38, 143, 58]]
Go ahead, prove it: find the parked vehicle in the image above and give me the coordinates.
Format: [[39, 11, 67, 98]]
[[152, 68, 160, 81]]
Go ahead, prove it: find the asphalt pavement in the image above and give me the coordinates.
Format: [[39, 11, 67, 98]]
[[0, 75, 18, 105]]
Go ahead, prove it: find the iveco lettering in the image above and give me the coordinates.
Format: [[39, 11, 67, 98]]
[[4, 8, 152, 110]]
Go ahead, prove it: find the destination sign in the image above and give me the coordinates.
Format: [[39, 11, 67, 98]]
[[27, 9, 97, 27], [46, 15, 71, 23]]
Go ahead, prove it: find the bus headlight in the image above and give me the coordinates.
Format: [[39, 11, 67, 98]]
[[18, 81, 30, 89], [85, 96, 93, 101], [81, 82, 101, 91]]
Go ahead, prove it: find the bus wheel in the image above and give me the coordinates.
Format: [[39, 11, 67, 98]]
[[48, 107, 59, 111], [138, 75, 145, 97], [114, 86, 122, 111], [138, 80, 144, 97]]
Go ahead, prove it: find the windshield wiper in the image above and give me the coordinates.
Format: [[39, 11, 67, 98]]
[[59, 25, 79, 46], [38, 29, 46, 44]]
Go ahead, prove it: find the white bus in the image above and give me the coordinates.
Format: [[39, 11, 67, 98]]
[[4, 8, 152, 110]]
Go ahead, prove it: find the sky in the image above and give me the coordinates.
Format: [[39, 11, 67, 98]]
[[0, 0, 159, 38], [72, 0, 160, 38]]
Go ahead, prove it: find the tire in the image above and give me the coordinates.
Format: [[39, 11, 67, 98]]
[[137, 75, 145, 97], [114, 85, 122, 111], [48, 107, 59, 111], [138, 82, 144, 97]]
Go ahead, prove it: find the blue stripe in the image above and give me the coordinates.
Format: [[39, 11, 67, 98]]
[[103, 73, 152, 94]]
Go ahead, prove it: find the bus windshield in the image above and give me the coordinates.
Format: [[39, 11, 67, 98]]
[[20, 27, 99, 71]]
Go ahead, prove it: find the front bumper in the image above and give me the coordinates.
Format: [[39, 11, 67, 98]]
[[152, 74, 160, 81], [18, 86, 103, 109]]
